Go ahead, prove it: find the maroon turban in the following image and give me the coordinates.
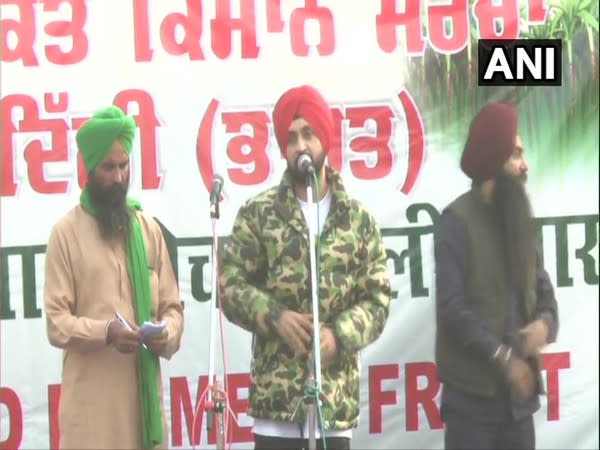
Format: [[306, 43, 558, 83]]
[[460, 103, 519, 182], [272, 85, 334, 156]]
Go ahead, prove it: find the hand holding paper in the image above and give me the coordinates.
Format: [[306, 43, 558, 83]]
[[141, 320, 166, 338], [142, 320, 168, 356], [110, 313, 144, 353]]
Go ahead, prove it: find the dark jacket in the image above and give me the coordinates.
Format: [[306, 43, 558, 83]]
[[434, 189, 558, 410]]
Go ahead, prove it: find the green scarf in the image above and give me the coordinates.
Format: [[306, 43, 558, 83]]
[[80, 188, 164, 448]]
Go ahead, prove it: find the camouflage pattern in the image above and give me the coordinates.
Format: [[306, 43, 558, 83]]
[[220, 166, 391, 430]]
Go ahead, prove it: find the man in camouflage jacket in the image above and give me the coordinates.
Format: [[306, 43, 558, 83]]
[[220, 85, 391, 450]]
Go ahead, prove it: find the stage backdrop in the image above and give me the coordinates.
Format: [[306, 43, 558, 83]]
[[1, 1, 598, 449]]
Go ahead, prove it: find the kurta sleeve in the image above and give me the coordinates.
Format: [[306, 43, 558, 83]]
[[44, 224, 110, 352], [153, 223, 184, 360]]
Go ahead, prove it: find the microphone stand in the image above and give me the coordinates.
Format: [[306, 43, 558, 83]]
[[206, 195, 226, 450], [304, 169, 322, 450]]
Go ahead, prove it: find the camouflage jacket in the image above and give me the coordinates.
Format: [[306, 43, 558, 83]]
[[220, 167, 391, 430]]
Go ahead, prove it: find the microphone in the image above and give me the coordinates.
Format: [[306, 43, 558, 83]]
[[295, 153, 315, 175], [209, 174, 224, 205]]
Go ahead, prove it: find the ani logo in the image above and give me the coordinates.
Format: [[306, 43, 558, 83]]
[[478, 39, 562, 87]]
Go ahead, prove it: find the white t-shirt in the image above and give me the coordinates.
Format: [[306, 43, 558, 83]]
[[252, 188, 352, 439]]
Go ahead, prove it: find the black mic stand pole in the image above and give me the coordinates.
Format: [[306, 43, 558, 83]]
[[206, 194, 226, 450], [303, 169, 322, 450]]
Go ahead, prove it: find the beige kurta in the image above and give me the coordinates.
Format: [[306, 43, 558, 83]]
[[44, 205, 184, 450]]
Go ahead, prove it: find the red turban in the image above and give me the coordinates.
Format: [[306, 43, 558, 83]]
[[460, 103, 519, 182], [272, 85, 333, 156]]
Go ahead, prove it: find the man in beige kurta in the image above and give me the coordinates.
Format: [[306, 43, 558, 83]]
[[44, 106, 184, 449]]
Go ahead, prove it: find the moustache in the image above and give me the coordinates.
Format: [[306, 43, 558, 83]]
[[105, 183, 127, 198], [98, 182, 128, 205], [108, 182, 128, 196]]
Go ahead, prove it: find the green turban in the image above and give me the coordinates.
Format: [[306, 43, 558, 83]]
[[76, 105, 137, 174]]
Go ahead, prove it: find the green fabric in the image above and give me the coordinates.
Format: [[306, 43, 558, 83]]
[[76, 105, 136, 174], [80, 190, 164, 448]]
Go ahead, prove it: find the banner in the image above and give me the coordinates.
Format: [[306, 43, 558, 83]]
[[1, 1, 598, 449]]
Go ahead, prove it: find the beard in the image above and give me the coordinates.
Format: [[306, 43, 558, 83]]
[[492, 171, 535, 294], [87, 174, 131, 240], [288, 152, 327, 186]]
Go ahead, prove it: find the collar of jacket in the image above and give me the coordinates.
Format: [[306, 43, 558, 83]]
[[273, 166, 351, 235]]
